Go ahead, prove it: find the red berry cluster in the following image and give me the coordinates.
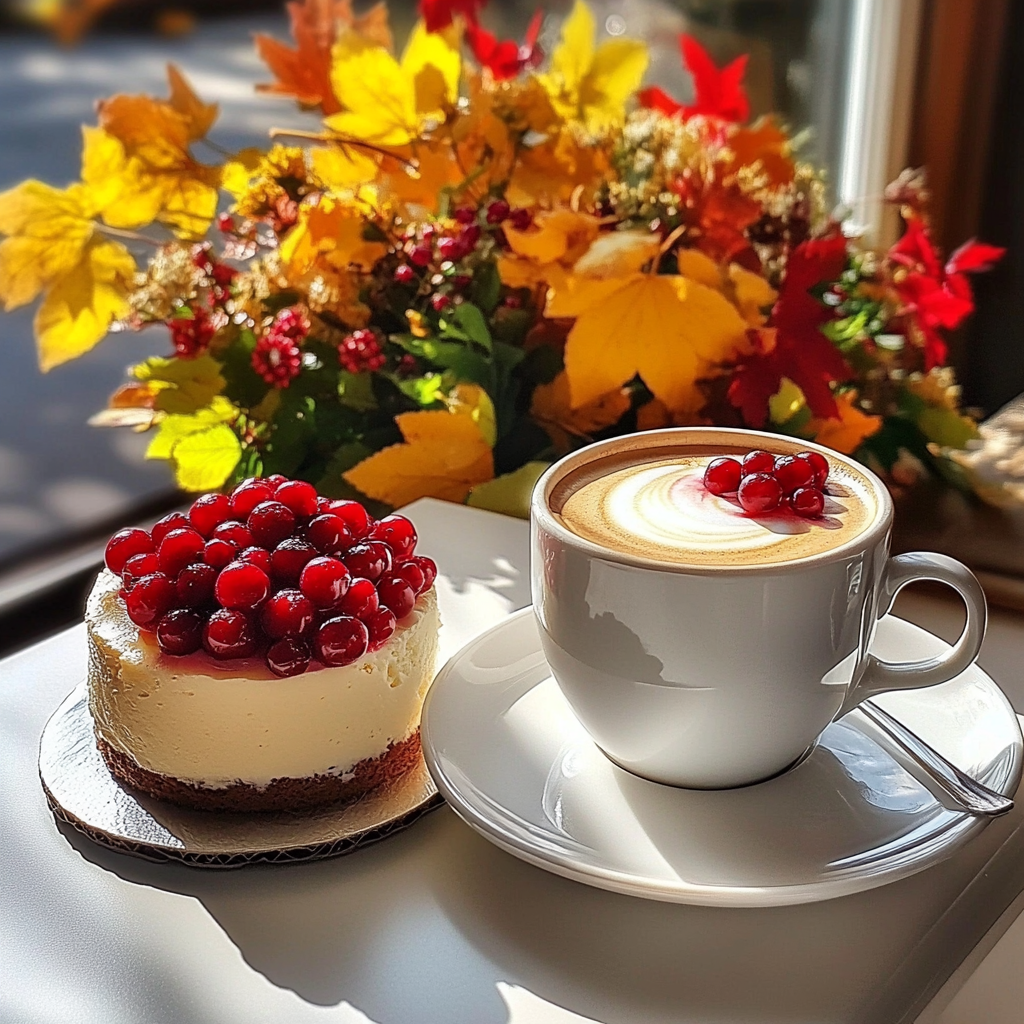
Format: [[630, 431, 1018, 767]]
[[168, 310, 216, 359], [251, 308, 309, 388], [103, 479, 437, 679], [703, 449, 830, 517], [338, 328, 386, 374]]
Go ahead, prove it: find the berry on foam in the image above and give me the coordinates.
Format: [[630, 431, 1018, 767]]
[[103, 481, 437, 678], [703, 450, 830, 518]]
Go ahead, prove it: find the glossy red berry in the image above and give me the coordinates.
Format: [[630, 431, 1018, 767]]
[[230, 480, 274, 518], [266, 637, 312, 677], [247, 501, 296, 548], [509, 207, 533, 231], [737, 473, 783, 514], [151, 512, 191, 546], [157, 527, 206, 578], [431, 291, 450, 313], [377, 574, 416, 619], [394, 560, 426, 594], [238, 545, 272, 574], [798, 451, 830, 489], [105, 528, 154, 575], [252, 330, 303, 388], [409, 244, 432, 267], [315, 616, 369, 666], [338, 577, 378, 620], [773, 455, 815, 495], [215, 561, 271, 611], [261, 589, 315, 640], [365, 607, 397, 652], [703, 457, 742, 495], [176, 562, 217, 607], [412, 555, 437, 591], [122, 552, 159, 587], [394, 263, 416, 284], [791, 487, 825, 518], [343, 541, 392, 581], [188, 493, 231, 537], [212, 521, 253, 549], [274, 481, 318, 519], [338, 328, 385, 374], [454, 205, 477, 224], [265, 474, 287, 487], [458, 224, 481, 250], [157, 609, 204, 656], [124, 573, 176, 629], [270, 537, 317, 585], [203, 537, 237, 570], [371, 514, 417, 559], [486, 199, 510, 224], [328, 500, 372, 540], [741, 450, 776, 477], [217, 213, 235, 234], [299, 556, 351, 609], [203, 609, 257, 659], [305, 514, 353, 554]]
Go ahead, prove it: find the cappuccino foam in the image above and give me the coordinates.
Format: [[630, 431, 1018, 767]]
[[554, 451, 879, 567]]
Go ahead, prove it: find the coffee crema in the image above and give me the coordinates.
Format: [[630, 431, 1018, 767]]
[[553, 451, 879, 567]]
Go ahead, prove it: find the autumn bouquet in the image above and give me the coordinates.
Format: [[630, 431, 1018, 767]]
[[0, 0, 1004, 515]]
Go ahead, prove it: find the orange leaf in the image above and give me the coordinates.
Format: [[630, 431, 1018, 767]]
[[726, 116, 794, 187], [808, 392, 882, 455], [531, 371, 630, 452]]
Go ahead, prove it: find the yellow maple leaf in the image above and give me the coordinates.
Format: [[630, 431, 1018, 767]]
[[344, 385, 494, 506], [809, 391, 882, 455], [309, 145, 379, 193], [280, 195, 386, 277], [538, 0, 648, 133], [508, 124, 613, 208], [326, 21, 460, 146], [675, 248, 777, 326], [499, 209, 601, 288], [531, 371, 630, 452]]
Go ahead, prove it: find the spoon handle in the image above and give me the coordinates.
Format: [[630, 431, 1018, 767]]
[[860, 699, 1015, 817]]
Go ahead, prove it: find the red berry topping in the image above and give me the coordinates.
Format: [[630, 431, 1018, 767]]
[[247, 500, 296, 548], [176, 562, 217, 607], [377, 574, 416, 619], [773, 455, 815, 495], [298, 556, 351, 609], [122, 552, 159, 587], [215, 561, 271, 611], [343, 541, 392, 581], [270, 537, 317, 585], [203, 609, 257, 659], [338, 328, 386, 374], [265, 474, 287, 486], [412, 557, 437, 593], [791, 487, 825, 518], [152, 513, 191, 547], [188, 493, 231, 537], [212, 520, 254, 549], [261, 589, 315, 640], [157, 527, 205, 578], [703, 457, 742, 496], [371, 514, 417, 558], [394, 560, 426, 594], [305, 514, 353, 554], [203, 537, 237, 570], [338, 577, 378, 620], [741, 450, 776, 477], [124, 573, 176, 629], [798, 451, 830, 490], [230, 480, 273, 518], [157, 609, 204, 656], [274, 479, 318, 518], [486, 199, 510, 223], [238, 545, 272, 574], [394, 263, 416, 284], [105, 528, 154, 575], [266, 637, 312, 677], [737, 473, 783, 515], [328, 500, 372, 540], [315, 616, 369, 666], [365, 607, 397, 652]]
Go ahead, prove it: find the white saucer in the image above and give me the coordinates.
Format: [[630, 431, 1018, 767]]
[[422, 608, 1023, 906]]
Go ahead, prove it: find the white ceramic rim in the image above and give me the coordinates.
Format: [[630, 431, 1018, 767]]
[[532, 427, 894, 576]]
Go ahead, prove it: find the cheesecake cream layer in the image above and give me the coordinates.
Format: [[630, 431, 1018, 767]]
[[86, 569, 440, 790]]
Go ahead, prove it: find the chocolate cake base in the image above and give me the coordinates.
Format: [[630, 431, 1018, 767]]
[[96, 731, 423, 813]]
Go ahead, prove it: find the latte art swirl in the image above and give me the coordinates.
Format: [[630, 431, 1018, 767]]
[[557, 454, 877, 567]]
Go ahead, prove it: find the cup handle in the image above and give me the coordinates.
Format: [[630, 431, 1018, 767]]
[[842, 552, 988, 713]]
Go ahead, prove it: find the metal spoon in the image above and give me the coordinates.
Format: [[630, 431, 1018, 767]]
[[859, 699, 1014, 817]]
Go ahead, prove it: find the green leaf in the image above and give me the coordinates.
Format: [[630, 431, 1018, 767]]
[[440, 303, 492, 351], [262, 393, 316, 476], [467, 462, 549, 519], [917, 407, 979, 449], [133, 353, 226, 415], [394, 372, 446, 406], [471, 262, 502, 313], [171, 424, 242, 491], [338, 371, 378, 412], [146, 397, 237, 460], [219, 328, 271, 410]]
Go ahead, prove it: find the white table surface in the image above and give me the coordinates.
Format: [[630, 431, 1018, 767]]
[[2, 497, 1024, 1024]]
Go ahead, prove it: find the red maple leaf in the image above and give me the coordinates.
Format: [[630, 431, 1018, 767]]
[[639, 34, 749, 123], [466, 9, 543, 80], [419, 0, 486, 33], [728, 235, 851, 426]]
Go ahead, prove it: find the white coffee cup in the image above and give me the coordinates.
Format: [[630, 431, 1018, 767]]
[[531, 427, 988, 789]]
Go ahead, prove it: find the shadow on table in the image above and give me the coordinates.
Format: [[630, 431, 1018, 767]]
[[55, 798, 952, 1024]]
